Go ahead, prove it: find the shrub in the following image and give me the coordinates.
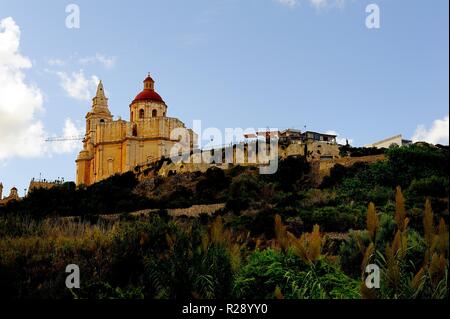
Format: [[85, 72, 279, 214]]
[[3, 172, 151, 218], [407, 176, 449, 200], [272, 156, 310, 191], [375, 212, 396, 248], [143, 217, 236, 299], [233, 249, 359, 299], [386, 144, 448, 189], [163, 186, 194, 208], [195, 167, 230, 204], [226, 174, 260, 213], [339, 145, 386, 158], [298, 205, 365, 232], [339, 230, 371, 278], [110, 216, 172, 286]]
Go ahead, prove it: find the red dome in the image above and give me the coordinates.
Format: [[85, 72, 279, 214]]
[[132, 74, 165, 103], [132, 89, 164, 103]]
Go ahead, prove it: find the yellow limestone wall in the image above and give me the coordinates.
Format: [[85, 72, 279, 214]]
[[76, 80, 196, 186]]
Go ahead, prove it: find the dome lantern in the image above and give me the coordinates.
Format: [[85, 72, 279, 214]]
[[132, 73, 164, 104]]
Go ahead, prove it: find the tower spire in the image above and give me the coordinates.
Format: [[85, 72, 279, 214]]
[[91, 79, 109, 111], [96, 80, 106, 98]]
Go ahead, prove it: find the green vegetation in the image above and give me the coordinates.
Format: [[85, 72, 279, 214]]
[[0, 143, 448, 299], [1, 172, 152, 218]]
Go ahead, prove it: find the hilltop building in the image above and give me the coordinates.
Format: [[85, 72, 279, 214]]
[[0, 183, 19, 205], [28, 178, 63, 195], [76, 75, 197, 186], [244, 129, 339, 161], [0, 178, 64, 205], [365, 134, 412, 149]]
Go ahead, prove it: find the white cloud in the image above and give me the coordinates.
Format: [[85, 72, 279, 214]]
[[276, 0, 299, 8], [412, 115, 449, 145], [79, 53, 117, 68], [57, 69, 99, 101], [326, 130, 353, 145], [0, 17, 84, 163], [0, 17, 46, 161], [49, 118, 84, 154]]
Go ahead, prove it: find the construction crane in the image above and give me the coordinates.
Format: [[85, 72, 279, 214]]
[[45, 135, 84, 142]]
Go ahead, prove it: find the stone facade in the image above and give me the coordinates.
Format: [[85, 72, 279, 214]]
[[28, 179, 62, 194], [279, 140, 340, 161], [76, 75, 197, 186], [134, 137, 340, 178]]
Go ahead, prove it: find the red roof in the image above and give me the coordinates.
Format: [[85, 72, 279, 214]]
[[132, 75, 164, 103], [132, 89, 164, 103]]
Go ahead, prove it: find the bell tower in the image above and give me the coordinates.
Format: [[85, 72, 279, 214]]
[[85, 81, 113, 135], [92, 80, 109, 112]]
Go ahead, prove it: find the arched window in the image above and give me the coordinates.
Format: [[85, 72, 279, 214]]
[[139, 109, 145, 119], [100, 119, 105, 124], [132, 124, 137, 137], [152, 109, 157, 117], [131, 111, 134, 121]]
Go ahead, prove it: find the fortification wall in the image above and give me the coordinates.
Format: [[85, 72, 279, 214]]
[[135, 141, 342, 179]]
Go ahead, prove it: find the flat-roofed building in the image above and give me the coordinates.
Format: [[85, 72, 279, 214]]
[[365, 134, 412, 149]]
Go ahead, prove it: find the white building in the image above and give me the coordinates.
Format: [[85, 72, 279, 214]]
[[365, 134, 412, 149]]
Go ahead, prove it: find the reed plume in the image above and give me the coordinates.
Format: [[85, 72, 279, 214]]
[[366, 202, 379, 242], [395, 186, 407, 231]]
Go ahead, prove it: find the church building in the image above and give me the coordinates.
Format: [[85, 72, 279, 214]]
[[76, 74, 196, 186]]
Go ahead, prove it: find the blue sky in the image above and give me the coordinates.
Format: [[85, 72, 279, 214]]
[[0, 0, 448, 195]]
